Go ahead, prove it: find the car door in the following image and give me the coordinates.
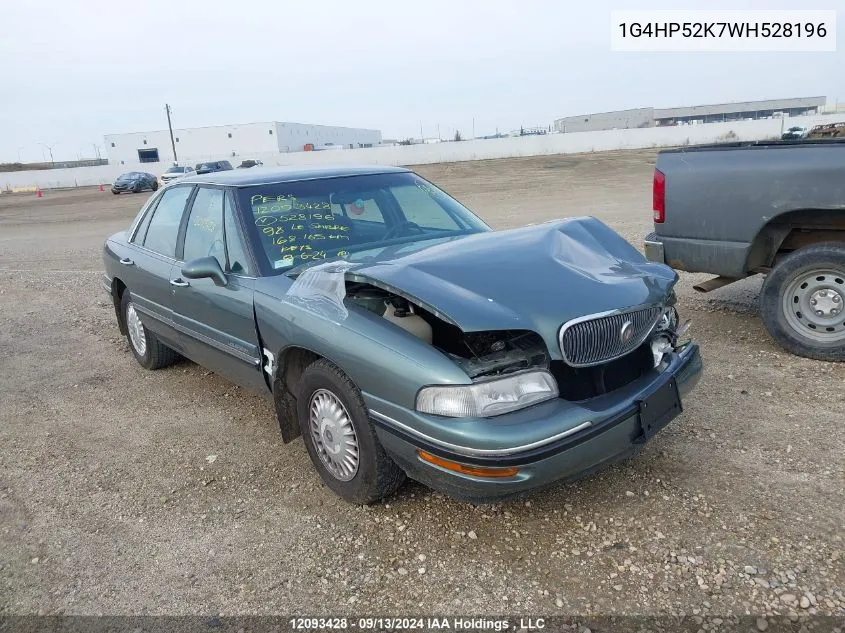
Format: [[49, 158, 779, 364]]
[[169, 186, 266, 392], [120, 184, 194, 350]]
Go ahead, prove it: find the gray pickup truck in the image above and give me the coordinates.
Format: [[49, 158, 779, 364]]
[[644, 139, 845, 361]]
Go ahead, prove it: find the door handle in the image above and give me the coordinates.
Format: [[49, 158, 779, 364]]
[[119, 258, 134, 266], [169, 278, 190, 287]]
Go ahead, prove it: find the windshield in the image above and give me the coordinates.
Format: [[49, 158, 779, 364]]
[[165, 166, 187, 173], [238, 172, 491, 275], [197, 163, 216, 171]]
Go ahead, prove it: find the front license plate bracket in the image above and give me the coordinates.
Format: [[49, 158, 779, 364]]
[[636, 378, 682, 443]]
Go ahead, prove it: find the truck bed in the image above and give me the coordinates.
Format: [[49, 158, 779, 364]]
[[660, 137, 845, 153], [647, 140, 845, 278]]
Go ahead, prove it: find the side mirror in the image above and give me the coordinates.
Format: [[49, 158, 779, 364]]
[[182, 256, 228, 286]]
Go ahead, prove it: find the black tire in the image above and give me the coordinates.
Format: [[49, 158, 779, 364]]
[[111, 189, 120, 195], [151, 181, 159, 191], [760, 242, 845, 362], [120, 291, 180, 370], [296, 359, 405, 504]]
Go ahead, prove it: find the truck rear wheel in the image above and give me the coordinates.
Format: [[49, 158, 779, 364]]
[[761, 242, 845, 361]]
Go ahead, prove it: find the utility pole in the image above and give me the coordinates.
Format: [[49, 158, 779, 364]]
[[420, 122, 424, 142], [472, 117, 475, 139], [40, 143, 55, 166], [165, 103, 178, 163]]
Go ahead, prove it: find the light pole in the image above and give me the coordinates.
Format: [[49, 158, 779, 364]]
[[17, 146, 25, 162], [40, 143, 55, 166], [165, 104, 178, 163]]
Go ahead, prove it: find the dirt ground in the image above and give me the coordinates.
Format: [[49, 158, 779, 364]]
[[1, 151, 843, 618]]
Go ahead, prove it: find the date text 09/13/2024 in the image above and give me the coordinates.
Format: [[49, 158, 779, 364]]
[[288, 617, 544, 630]]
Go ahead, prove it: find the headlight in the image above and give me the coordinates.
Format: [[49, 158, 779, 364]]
[[416, 370, 558, 418]]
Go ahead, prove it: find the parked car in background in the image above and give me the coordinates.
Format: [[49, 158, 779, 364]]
[[808, 122, 845, 139], [237, 159, 264, 169], [103, 166, 701, 504], [645, 138, 845, 361], [111, 172, 158, 194], [195, 160, 233, 175], [160, 165, 196, 185], [781, 126, 808, 140]]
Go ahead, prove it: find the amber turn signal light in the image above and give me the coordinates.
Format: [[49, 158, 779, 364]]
[[417, 450, 519, 478]]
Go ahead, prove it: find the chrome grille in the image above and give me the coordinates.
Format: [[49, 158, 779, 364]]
[[559, 305, 663, 367]]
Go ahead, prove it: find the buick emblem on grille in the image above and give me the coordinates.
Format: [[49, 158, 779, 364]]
[[559, 305, 663, 367], [620, 320, 634, 344]]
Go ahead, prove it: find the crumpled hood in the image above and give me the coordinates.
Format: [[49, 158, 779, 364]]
[[345, 218, 677, 358]]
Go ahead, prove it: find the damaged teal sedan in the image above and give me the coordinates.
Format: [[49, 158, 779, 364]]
[[102, 166, 702, 503]]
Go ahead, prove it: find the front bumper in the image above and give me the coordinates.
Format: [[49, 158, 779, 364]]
[[368, 343, 702, 502]]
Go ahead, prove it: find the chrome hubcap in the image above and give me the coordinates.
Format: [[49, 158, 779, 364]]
[[309, 389, 359, 481], [782, 269, 845, 342], [126, 303, 147, 356]]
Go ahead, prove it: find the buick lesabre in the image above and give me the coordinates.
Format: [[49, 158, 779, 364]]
[[102, 166, 702, 503]]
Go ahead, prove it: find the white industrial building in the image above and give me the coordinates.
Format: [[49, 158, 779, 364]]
[[554, 97, 828, 133], [104, 122, 382, 166]]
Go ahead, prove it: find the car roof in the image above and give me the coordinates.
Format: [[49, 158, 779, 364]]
[[179, 164, 410, 187]]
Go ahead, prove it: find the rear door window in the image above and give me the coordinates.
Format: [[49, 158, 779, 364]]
[[141, 186, 193, 257], [131, 195, 161, 244]]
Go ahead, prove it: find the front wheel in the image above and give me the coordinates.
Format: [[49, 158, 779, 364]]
[[297, 359, 405, 504], [760, 242, 845, 361], [151, 181, 159, 191]]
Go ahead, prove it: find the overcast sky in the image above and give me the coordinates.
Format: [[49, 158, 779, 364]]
[[1, 0, 842, 162]]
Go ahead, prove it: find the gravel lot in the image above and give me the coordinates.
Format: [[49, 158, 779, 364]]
[[1, 151, 842, 618]]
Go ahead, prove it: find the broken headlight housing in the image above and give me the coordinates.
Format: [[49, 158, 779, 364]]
[[650, 306, 691, 367], [416, 370, 558, 418], [657, 305, 678, 332]]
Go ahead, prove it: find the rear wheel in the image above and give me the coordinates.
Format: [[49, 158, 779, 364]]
[[760, 242, 845, 361], [296, 359, 405, 504], [120, 291, 180, 370]]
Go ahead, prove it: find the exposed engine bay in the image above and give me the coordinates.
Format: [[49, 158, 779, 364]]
[[346, 281, 689, 399], [346, 282, 548, 379]]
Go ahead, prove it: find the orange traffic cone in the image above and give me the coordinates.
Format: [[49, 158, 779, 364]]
[[36, 188, 42, 198], [99, 184, 105, 192]]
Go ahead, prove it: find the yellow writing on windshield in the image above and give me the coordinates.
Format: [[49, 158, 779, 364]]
[[252, 195, 354, 265]]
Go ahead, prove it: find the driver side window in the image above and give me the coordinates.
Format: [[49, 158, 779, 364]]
[[183, 187, 225, 269]]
